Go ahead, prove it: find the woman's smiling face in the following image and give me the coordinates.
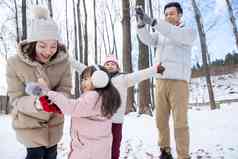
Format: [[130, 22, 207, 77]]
[[35, 40, 58, 63]]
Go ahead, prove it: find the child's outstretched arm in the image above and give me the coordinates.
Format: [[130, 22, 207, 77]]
[[25, 82, 101, 117], [125, 64, 165, 88], [69, 57, 87, 75], [47, 90, 101, 117]]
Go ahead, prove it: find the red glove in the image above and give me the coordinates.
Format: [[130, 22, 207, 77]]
[[39, 96, 62, 114], [157, 64, 165, 74]]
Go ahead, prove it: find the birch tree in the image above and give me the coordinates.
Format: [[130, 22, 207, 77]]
[[72, 0, 80, 97], [82, 0, 88, 65], [93, 0, 98, 63], [77, 0, 83, 63], [136, 0, 152, 115], [122, 0, 136, 113], [48, 0, 53, 18], [65, 0, 69, 49], [22, 0, 27, 40], [14, 0, 20, 43], [191, 0, 216, 109], [225, 0, 238, 49]]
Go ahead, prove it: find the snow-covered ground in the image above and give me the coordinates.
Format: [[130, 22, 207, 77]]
[[1, 102, 238, 159], [190, 73, 238, 103], [1, 67, 238, 158]]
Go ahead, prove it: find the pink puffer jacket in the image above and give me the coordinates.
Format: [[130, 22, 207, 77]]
[[48, 90, 112, 159]]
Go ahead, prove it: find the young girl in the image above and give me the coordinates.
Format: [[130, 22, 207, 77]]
[[27, 65, 121, 159]]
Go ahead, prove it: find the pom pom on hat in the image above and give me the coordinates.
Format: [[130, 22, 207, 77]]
[[32, 6, 49, 19]]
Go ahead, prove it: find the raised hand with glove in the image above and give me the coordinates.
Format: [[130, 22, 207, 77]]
[[25, 81, 62, 114], [135, 5, 157, 28]]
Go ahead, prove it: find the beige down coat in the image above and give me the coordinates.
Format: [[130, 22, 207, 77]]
[[6, 40, 72, 148]]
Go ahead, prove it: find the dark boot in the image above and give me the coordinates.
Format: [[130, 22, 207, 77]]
[[159, 147, 173, 159]]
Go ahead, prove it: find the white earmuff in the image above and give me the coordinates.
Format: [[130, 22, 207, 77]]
[[91, 65, 109, 88]]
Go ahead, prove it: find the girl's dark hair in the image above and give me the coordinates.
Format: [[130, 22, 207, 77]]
[[21, 41, 66, 61], [80, 65, 121, 118], [164, 2, 183, 14]]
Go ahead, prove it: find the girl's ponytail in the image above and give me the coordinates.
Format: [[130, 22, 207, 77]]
[[97, 82, 121, 118]]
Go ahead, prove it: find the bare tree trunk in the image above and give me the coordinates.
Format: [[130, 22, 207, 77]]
[[100, 27, 108, 55], [148, 0, 155, 32], [225, 0, 238, 49], [138, 44, 152, 115], [99, 47, 102, 64], [136, 0, 152, 116], [6, 95, 10, 114], [104, 12, 111, 54], [122, 0, 136, 114], [21, 0, 27, 40], [14, 0, 20, 43], [77, 0, 83, 63], [36, 0, 39, 5], [148, 0, 156, 110], [48, 0, 53, 18], [82, 0, 88, 65], [0, 37, 8, 59], [65, 0, 69, 49], [72, 0, 80, 98], [191, 0, 216, 110], [106, 4, 118, 57], [73, 0, 78, 60], [93, 0, 98, 64]]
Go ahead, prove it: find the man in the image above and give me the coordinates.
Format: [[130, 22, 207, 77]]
[[136, 2, 196, 159]]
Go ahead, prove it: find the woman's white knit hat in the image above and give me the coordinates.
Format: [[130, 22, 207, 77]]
[[27, 6, 60, 42]]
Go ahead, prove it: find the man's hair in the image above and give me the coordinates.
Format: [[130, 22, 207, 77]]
[[164, 2, 183, 14]]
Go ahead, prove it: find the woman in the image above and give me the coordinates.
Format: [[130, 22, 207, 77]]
[[6, 6, 71, 159]]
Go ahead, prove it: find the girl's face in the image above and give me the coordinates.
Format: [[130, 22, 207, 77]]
[[81, 72, 94, 92], [104, 61, 119, 73], [35, 40, 58, 63]]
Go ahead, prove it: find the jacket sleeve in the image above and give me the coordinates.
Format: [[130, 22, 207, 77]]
[[153, 20, 197, 46], [55, 60, 72, 96], [137, 27, 160, 47], [47, 91, 100, 118], [70, 57, 87, 75], [122, 66, 157, 88], [6, 58, 51, 120]]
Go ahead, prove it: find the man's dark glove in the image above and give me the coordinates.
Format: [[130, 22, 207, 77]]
[[157, 63, 165, 74], [135, 5, 157, 28]]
